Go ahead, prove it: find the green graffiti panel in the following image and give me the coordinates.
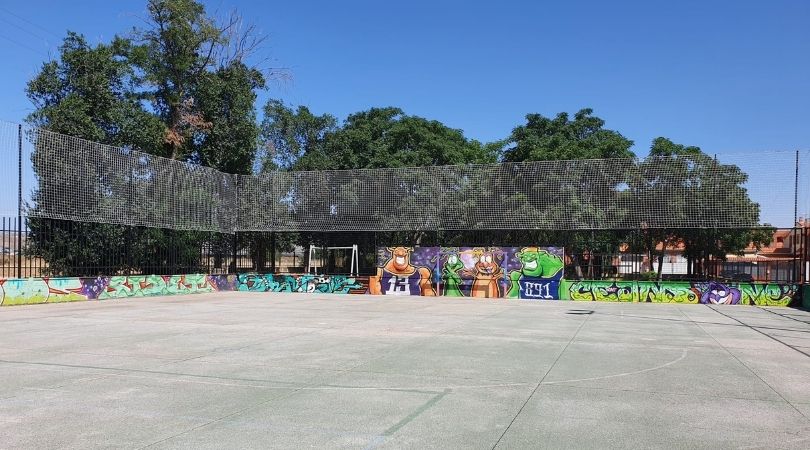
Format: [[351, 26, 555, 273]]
[[99, 275, 162, 299], [563, 280, 638, 302], [563, 280, 798, 306], [0, 278, 50, 305], [737, 283, 798, 307], [44, 278, 88, 303], [0, 277, 88, 305], [638, 281, 700, 304], [96, 274, 216, 300], [236, 274, 367, 294]]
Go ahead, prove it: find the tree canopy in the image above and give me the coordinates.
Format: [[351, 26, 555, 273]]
[[503, 108, 635, 162], [263, 106, 497, 171], [26, 32, 163, 149], [260, 100, 337, 171]]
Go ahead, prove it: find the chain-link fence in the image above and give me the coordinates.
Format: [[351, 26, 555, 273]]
[[3, 121, 807, 233], [1, 121, 809, 280]]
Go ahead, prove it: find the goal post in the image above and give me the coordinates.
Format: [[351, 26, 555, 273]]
[[307, 244, 359, 276]]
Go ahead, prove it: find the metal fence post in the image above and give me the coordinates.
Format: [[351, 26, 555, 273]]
[[126, 154, 134, 276], [794, 151, 801, 284], [17, 124, 22, 279], [270, 231, 276, 273], [795, 150, 799, 227], [231, 175, 239, 274]]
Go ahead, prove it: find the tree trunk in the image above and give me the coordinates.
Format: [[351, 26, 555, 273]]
[[573, 255, 584, 279], [656, 249, 664, 280], [252, 234, 266, 272]]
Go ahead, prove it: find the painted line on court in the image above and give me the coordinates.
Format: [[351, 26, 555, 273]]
[[709, 306, 810, 358], [541, 348, 688, 385], [363, 389, 451, 450]]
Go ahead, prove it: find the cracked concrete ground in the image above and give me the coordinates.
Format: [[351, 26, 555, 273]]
[[1, 293, 809, 449]]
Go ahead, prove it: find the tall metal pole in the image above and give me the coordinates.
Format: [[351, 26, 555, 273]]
[[231, 174, 239, 274], [17, 124, 23, 279], [794, 150, 800, 283], [126, 155, 134, 276], [794, 150, 799, 227]]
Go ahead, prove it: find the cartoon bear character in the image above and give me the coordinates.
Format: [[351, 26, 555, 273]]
[[369, 247, 435, 296]]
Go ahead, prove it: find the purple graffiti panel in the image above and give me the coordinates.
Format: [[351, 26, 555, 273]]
[[373, 246, 564, 299], [80, 277, 110, 300]]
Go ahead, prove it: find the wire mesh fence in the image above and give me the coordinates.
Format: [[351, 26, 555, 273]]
[[2, 120, 807, 233], [16, 125, 238, 232], [237, 156, 775, 231], [1, 120, 809, 280]]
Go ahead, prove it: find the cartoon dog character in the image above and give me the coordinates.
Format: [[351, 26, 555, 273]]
[[463, 248, 503, 298]]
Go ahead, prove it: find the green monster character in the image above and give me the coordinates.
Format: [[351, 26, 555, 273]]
[[442, 253, 465, 297], [507, 247, 564, 298]]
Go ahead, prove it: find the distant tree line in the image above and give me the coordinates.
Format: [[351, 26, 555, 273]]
[[23, 0, 770, 278]]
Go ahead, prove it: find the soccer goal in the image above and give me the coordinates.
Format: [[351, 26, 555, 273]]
[[307, 244, 359, 276]]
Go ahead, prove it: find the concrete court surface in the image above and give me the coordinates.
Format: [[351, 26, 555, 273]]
[[1, 293, 810, 449]]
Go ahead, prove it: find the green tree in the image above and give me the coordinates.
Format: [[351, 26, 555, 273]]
[[259, 99, 338, 171], [256, 105, 498, 264], [24, 0, 269, 276], [252, 100, 339, 269], [308, 107, 496, 241], [24, 33, 162, 276], [314, 107, 496, 170], [638, 137, 770, 278], [194, 62, 264, 174], [129, 0, 224, 160], [241, 100, 335, 269], [496, 108, 636, 275], [503, 108, 634, 162], [26, 32, 163, 148]]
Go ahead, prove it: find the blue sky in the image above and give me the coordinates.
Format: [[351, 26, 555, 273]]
[[0, 0, 809, 225], [0, 0, 807, 154]]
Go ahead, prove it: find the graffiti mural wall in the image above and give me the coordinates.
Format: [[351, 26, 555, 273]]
[[0, 277, 87, 306], [96, 274, 218, 299], [0, 260, 800, 307], [561, 280, 799, 306], [366, 247, 799, 306], [370, 246, 565, 299], [236, 274, 368, 294], [0, 274, 236, 306]]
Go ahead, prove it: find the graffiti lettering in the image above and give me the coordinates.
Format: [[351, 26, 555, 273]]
[[0, 274, 233, 306], [562, 280, 798, 306], [236, 274, 367, 294], [521, 281, 556, 299]]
